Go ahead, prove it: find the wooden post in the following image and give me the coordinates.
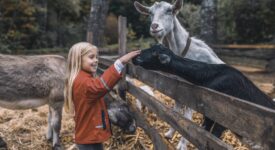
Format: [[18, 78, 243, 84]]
[[118, 16, 127, 56], [86, 0, 109, 46], [118, 16, 127, 99]]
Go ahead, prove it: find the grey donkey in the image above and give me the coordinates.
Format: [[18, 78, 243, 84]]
[[0, 54, 136, 149]]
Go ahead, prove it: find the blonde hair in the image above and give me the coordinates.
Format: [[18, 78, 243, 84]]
[[64, 42, 98, 114]]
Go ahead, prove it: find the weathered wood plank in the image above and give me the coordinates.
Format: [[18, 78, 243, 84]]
[[118, 16, 127, 56], [128, 103, 175, 150], [127, 64, 275, 149], [99, 57, 114, 66], [106, 91, 174, 150], [219, 55, 268, 69], [127, 81, 233, 150], [118, 16, 128, 100], [266, 58, 275, 72], [212, 44, 275, 49], [214, 48, 275, 60]]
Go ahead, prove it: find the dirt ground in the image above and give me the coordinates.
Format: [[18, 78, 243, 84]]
[[0, 65, 274, 150]]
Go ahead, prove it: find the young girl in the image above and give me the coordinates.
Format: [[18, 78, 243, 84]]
[[64, 42, 140, 150]]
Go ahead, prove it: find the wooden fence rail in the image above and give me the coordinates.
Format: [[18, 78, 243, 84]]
[[212, 44, 275, 49], [98, 56, 275, 150], [127, 81, 233, 150], [212, 45, 275, 72]]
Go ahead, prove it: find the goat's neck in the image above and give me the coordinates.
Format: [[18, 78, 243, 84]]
[[164, 17, 189, 55], [166, 55, 218, 85]]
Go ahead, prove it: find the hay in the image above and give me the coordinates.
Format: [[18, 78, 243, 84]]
[[0, 74, 272, 150], [0, 92, 249, 150]]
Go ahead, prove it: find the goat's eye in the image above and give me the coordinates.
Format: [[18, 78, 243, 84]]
[[166, 9, 172, 13]]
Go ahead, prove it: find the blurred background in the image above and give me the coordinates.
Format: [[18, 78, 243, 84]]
[[0, 0, 274, 53]]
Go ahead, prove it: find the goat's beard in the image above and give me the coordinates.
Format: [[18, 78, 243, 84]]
[[156, 36, 164, 44], [150, 31, 165, 44]]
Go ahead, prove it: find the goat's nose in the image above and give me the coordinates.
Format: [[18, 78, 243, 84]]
[[151, 23, 159, 30]]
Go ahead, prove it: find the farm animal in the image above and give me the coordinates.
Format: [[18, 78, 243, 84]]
[[0, 54, 136, 149], [134, 0, 224, 149], [132, 44, 275, 148]]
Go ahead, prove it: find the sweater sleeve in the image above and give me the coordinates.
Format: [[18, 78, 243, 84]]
[[114, 59, 124, 74], [85, 64, 122, 102]]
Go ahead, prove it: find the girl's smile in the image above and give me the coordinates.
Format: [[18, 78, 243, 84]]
[[82, 49, 98, 74]]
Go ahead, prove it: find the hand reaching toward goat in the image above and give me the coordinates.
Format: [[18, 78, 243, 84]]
[[119, 50, 141, 65]]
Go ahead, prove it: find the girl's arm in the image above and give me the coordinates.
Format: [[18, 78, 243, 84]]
[[85, 50, 141, 102], [85, 63, 122, 101]]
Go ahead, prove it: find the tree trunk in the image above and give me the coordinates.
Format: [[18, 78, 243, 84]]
[[34, 0, 48, 32], [200, 0, 217, 44], [87, 0, 109, 47]]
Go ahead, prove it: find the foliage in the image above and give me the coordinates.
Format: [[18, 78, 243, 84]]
[[0, 0, 275, 52], [0, 0, 39, 50], [218, 0, 275, 43], [0, 0, 89, 51], [178, 3, 201, 37]]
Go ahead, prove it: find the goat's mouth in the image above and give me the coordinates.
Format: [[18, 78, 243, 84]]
[[151, 29, 163, 34]]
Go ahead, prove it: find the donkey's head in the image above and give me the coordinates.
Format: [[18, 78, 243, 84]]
[[108, 101, 136, 134], [134, 0, 183, 42], [132, 44, 175, 70]]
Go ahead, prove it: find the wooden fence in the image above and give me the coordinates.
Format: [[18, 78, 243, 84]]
[[96, 16, 275, 150], [212, 45, 275, 72], [98, 56, 275, 150]]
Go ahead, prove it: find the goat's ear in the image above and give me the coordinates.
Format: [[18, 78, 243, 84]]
[[134, 1, 150, 15], [172, 0, 183, 15], [158, 54, 171, 64]]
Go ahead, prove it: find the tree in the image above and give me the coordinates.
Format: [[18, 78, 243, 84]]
[[87, 0, 109, 47], [0, 0, 39, 50], [200, 0, 217, 44]]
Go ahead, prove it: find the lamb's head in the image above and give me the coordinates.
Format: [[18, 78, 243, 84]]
[[132, 44, 175, 70], [108, 101, 136, 134], [134, 0, 183, 42]]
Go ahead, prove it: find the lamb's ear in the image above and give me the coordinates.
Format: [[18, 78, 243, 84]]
[[172, 0, 183, 15], [134, 1, 150, 15], [158, 54, 171, 64]]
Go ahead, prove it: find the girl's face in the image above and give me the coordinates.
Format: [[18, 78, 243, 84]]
[[81, 49, 98, 74]]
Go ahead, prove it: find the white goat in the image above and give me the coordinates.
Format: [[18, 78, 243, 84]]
[[134, 0, 224, 149]]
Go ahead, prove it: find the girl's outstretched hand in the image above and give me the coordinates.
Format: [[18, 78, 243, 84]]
[[119, 50, 141, 65]]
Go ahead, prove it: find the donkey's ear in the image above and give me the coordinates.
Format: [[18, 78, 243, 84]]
[[172, 0, 183, 15], [134, 1, 150, 15], [158, 54, 171, 65]]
